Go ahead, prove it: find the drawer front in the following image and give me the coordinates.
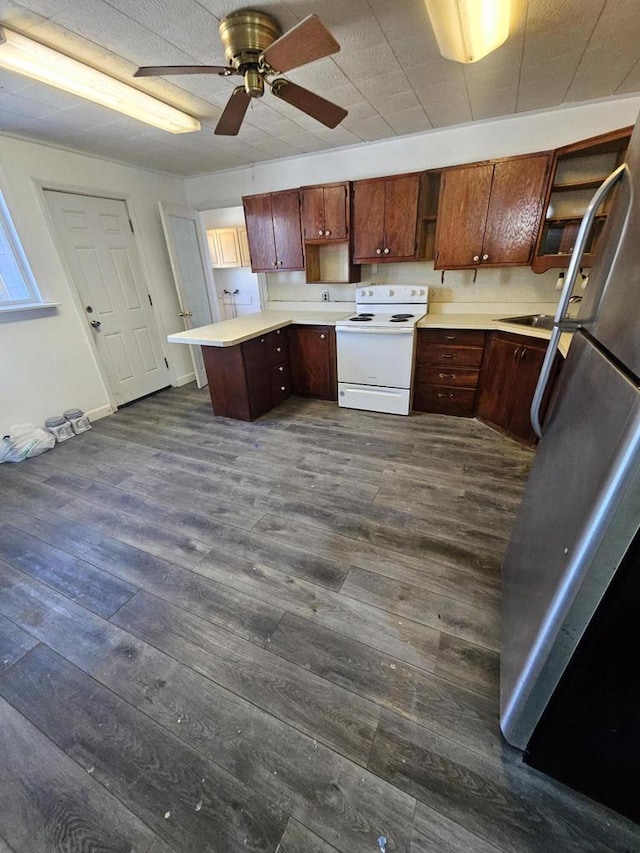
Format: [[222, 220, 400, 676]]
[[417, 344, 484, 368], [419, 329, 486, 347], [418, 366, 481, 389], [413, 385, 477, 416], [271, 361, 291, 404], [244, 328, 289, 367]]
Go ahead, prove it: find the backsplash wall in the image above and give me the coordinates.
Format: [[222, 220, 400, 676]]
[[266, 261, 561, 307]]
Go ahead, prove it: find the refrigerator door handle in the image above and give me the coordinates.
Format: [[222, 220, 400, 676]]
[[530, 164, 628, 439]]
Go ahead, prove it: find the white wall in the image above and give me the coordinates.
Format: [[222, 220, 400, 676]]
[[184, 96, 640, 312], [0, 136, 191, 436]]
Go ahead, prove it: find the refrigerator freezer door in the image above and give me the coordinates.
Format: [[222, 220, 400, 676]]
[[580, 121, 640, 375], [501, 332, 640, 749]]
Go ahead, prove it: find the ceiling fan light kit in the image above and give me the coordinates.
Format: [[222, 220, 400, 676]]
[[425, 0, 511, 63], [0, 26, 201, 133], [135, 10, 347, 136]]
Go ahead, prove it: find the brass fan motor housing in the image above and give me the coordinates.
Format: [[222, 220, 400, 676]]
[[219, 10, 282, 72]]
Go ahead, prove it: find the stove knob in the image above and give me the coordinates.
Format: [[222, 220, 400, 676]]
[[360, 290, 366, 297], [419, 289, 425, 295], [387, 289, 394, 297], [410, 289, 417, 296], [368, 290, 374, 296]]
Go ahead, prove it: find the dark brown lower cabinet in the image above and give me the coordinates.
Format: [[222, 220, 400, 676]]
[[289, 325, 337, 401], [202, 327, 290, 421], [476, 331, 556, 444], [413, 329, 486, 417]]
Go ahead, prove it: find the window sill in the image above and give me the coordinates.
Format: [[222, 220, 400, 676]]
[[0, 302, 60, 316]]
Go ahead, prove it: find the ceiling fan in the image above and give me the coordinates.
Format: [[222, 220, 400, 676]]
[[134, 10, 347, 136]]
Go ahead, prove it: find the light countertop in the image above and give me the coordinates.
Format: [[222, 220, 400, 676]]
[[167, 309, 353, 347], [417, 313, 573, 357]]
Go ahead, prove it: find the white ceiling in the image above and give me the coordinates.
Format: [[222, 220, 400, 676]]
[[0, 0, 639, 176]]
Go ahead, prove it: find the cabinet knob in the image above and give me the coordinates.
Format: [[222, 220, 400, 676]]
[[325, 230, 331, 237], [383, 247, 390, 255], [473, 255, 480, 262], [279, 365, 284, 371], [278, 260, 283, 266], [276, 329, 281, 334], [276, 346, 282, 352], [280, 386, 286, 391], [260, 338, 265, 343], [513, 346, 521, 362], [320, 334, 325, 340], [319, 229, 324, 236], [482, 253, 489, 261], [376, 248, 382, 255]]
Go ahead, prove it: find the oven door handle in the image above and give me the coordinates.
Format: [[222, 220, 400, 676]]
[[336, 326, 416, 335]]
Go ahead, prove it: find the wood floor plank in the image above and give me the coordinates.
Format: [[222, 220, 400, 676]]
[[0, 645, 288, 853], [0, 561, 415, 853], [195, 549, 440, 671], [342, 567, 500, 652], [81, 535, 282, 645], [112, 590, 380, 765], [278, 818, 340, 852], [0, 693, 154, 853], [267, 613, 500, 760], [410, 802, 502, 853], [0, 506, 98, 557], [368, 711, 640, 853], [57, 499, 212, 570], [436, 634, 500, 700], [0, 525, 137, 618], [0, 613, 38, 673], [146, 839, 176, 853]]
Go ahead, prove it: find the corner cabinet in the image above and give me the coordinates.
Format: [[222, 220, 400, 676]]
[[434, 154, 551, 269], [352, 171, 439, 263], [532, 127, 631, 273], [476, 332, 559, 444], [289, 325, 337, 400], [242, 190, 304, 272]]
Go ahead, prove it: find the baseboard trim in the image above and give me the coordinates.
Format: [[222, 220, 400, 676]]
[[87, 404, 115, 422], [176, 371, 196, 387]]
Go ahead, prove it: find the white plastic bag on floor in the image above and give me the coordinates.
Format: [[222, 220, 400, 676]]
[[0, 423, 55, 463]]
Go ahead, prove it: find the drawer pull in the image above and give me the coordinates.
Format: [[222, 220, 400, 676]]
[[441, 354, 455, 360], [438, 372, 457, 379], [513, 346, 521, 362], [437, 392, 455, 398], [445, 335, 457, 340]]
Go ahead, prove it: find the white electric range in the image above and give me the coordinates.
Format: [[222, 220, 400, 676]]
[[336, 284, 428, 415]]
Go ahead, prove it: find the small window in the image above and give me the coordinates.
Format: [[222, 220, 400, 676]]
[[0, 189, 43, 309]]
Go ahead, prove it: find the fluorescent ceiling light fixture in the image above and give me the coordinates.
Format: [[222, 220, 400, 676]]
[[424, 0, 511, 64], [0, 27, 200, 133]]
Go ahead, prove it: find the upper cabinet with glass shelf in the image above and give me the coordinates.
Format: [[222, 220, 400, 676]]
[[532, 127, 632, 273]]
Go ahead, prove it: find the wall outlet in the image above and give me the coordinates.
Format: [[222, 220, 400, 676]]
[[321, 289, 330, 302]]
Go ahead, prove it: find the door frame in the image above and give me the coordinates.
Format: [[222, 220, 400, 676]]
[[35, 179, 175, 412]]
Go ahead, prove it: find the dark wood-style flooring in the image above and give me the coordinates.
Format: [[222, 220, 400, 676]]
[[0, 384, 639, 853]]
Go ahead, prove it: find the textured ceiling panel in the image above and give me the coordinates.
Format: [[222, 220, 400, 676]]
[[0, 0, 637, 175]]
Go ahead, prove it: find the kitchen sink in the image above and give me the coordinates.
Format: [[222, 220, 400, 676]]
[[498, 314, 555, 330]]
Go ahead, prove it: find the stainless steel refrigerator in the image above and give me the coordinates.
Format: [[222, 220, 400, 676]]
[[501, 112, 640, 819]]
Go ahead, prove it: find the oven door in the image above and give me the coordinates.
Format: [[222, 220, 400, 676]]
[[336, 326, 415, 388]]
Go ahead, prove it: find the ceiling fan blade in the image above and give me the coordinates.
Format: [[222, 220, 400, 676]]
[[261, 14, 340, 73], [134, 65, 235, 77], [214, 86, 252, 135], [271, 79, 347, 129]]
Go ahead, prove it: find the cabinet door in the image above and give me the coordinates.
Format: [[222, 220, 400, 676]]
[[322, 184, 348, 240], [383, 174, 420, 258], [206, 230, 221, 266], [476, 334, 518, 430], [353, 180, 386, 260], [237, 227, 251, 266], [243, 195, 276, 271], [271, 190, 304, 270], [289, 325, 336, 400], [242, 335, 274, 419], [215, 227, 241, 267], [434, 164, 493, 268], [301, 186, 325, 240], [507, 342, 547, 442], [482, 155, 550, 265]]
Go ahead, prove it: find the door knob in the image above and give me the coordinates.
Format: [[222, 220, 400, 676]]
[[85, 305, 93, 313], [90, 320, 101, 329], [178, 310, 193, 318]]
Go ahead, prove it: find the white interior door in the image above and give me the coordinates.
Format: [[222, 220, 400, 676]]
[[45, 191, 170, 407], [159, 202, 219, 388]]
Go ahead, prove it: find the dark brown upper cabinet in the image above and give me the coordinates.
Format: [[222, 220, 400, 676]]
[[300, 182, 349, 242], [352, 172, 436, 263], [243, 189, 304, 272], [434, 153, 551, 269], [532, 127, 632, 273]]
